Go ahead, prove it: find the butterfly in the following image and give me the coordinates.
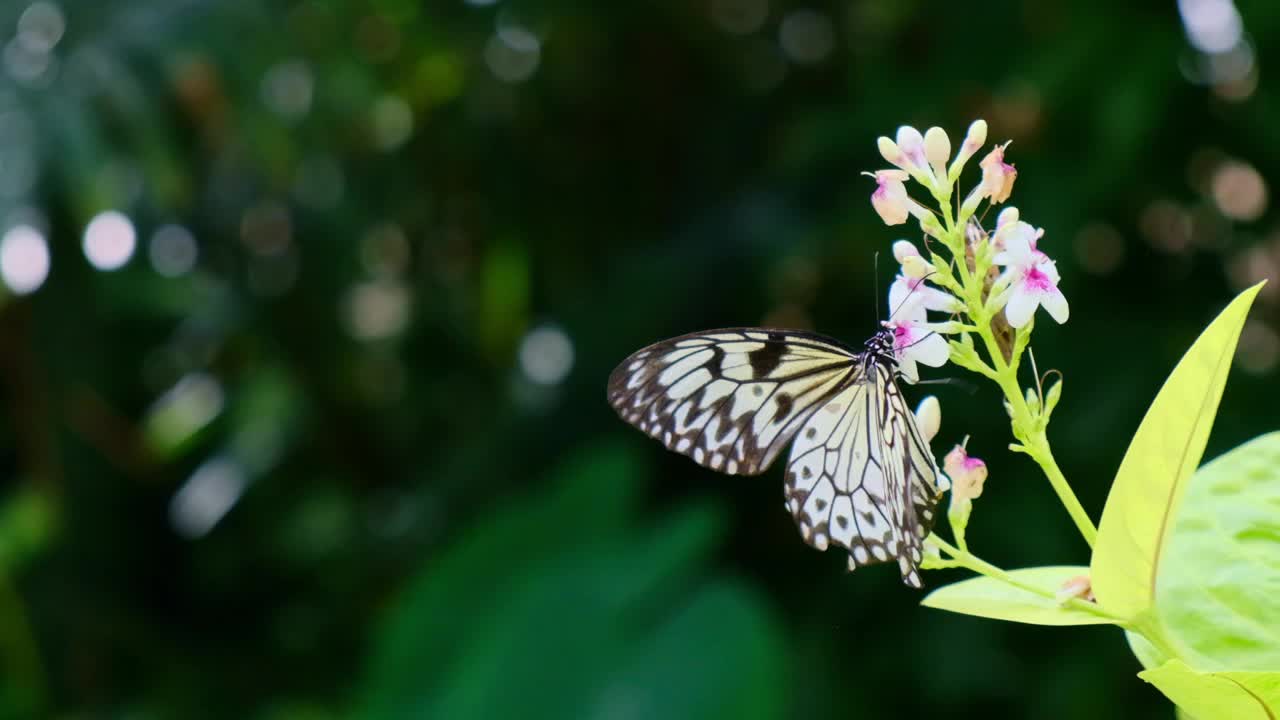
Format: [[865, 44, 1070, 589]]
[[607, 326, 946, 587]]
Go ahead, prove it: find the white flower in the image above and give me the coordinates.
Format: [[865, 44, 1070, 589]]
[[884, 308, 949, 383], [994, 227, 1069, 328], [991, 219, 1046, 257], [889, 274, 961, 316]]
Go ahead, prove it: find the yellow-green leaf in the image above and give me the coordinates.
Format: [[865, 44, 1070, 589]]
[[1157, 432, 1280, 671], [920, 566, 1114, 626], [1140, 659, 1280, 720], [1091, 283, 1263, 621]]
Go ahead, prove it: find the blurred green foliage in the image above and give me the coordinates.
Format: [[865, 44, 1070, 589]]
[[0, 0, 1276, 718]]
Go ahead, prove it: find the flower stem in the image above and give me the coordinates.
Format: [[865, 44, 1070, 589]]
[[953, 231, 1097, 548], [929, 535, 1122, 623]]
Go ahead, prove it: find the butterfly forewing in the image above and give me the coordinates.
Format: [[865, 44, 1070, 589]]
[[607, 329, 861, 475]]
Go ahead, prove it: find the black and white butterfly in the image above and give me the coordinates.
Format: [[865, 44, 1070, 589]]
[[607, 327, 946, 587]]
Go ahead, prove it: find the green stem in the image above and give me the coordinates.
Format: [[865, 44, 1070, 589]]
[[930, 535, 1123, 623], [972, 304, 1098, 547]]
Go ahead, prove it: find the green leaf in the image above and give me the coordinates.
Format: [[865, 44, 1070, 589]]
[[356, 442, 785, 720], [1140, 659, 1280, 720], [1092, 283, 1263, 621], [1156, 432, 1280, 671], [921, 566, 1114, 626]]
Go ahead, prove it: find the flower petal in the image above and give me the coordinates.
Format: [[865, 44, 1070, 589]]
[[892, 240, 920, 263], [1005, 285, 1039, 328], [911, 332, 950, 368], [1040, 286, 1070, 324], [897, 355, 919, 383]]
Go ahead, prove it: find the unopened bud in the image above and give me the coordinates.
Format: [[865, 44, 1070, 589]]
[[924, 126, 951, 182], [914, 396, 941, 443]]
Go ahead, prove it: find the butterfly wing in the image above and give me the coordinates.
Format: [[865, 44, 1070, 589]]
[[607, 329, 862, 476], [784, 361, 943, 587]]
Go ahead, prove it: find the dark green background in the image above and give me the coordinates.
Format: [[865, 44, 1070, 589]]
[[0, 0, 1276, 717]]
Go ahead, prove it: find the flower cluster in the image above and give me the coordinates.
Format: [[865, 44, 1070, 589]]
[[866, 120, 1075, 554], [870, 121, 1070, 380]]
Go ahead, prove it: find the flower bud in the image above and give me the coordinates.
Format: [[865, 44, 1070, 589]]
[[979, 141, 1017, 204], [924, 126, 951, 181], [914, 396, 941, 443], [878, 136, 905, 169], [1044, 377, 1063, 418], [948, 119, 987, 180], [996, 206, 1020, 229], [895, 125, 936, 185], [1056, 574, 1095, 604], [901, 254, 931, 279], [892, 239, 920, 264]]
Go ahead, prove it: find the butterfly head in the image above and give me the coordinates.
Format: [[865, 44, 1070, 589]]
[[862, 327, 897, 365]]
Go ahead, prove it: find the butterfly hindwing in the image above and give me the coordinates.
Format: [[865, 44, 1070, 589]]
[[783, 362, 931, 587], [607, 329, 861, 476]]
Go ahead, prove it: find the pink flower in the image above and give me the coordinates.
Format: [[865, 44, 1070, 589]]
[[884, 312, 949, 383], [995, 228, 1069, 328], [979, 141, 1017, 203], [944, 445, 988, 502], [869, 170, 911, 225]]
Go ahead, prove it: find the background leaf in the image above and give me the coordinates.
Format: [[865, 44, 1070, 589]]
[[1092, 284, 1263, 621], [355, 442, 785, 720], [1154, 432, 1280, 671], [921, 566, 1113, 626]]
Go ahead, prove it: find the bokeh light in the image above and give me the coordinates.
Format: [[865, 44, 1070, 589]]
[[1210, 159, 1267, 221], [371, 95, 414, 151], [1179, 0, 1243, 54], [149, 224, 198, 277], [260, 59, 314, 119], [1236, 320, 1280, 374], [343, 281, 410, 340], [484, 26, 540, 83], [1073, 223, 1126, 275], [0, 223, 50, 294], [82, 210, 137, 270], [519, 324, 574, 386], [779, 9, 835, 65], [169, 455, 248, 539]]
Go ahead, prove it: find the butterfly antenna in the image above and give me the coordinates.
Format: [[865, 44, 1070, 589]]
[[886, 270, 939, 322], [874, 251, 882, 324]]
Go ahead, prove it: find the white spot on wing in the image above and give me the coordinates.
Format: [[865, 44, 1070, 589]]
[[658, 348, 713, 387], [668, 368, 713, 399]]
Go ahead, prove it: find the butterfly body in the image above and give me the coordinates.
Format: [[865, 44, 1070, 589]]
[[607, 327, 944, 587]]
